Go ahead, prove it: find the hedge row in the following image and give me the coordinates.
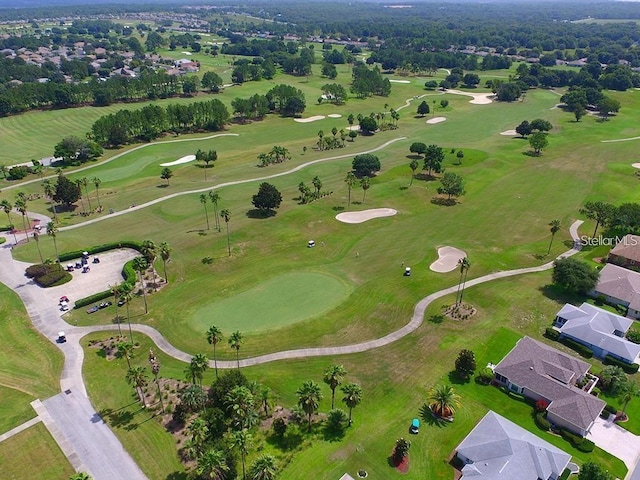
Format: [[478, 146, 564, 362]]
[[73, 259, 137, 309], [35, 268, 72, 287], [560, 429, 595, 452], [603, 404, 618, 416], [559, 336, 593, 358], [545, 327, 560, 341], [534, 411, 550, 431], [604, 354, 640, 374], [59, 240, 142, 262]]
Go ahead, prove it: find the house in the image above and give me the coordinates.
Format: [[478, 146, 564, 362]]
[[607, 234, 640, 269], [493, 336, 605, 436], [555, 302, 640, 364], [456, 411, 571, 480], [593, 263, 640, 319], [338, 475, 355, 480]]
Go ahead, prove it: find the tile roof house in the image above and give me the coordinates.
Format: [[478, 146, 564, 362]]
[[608, 234, 640, 269], [456, 411, 571, 480], [493, 336, 605, 436], [593, 263, 640, 319], [555, 302, 640, 364]]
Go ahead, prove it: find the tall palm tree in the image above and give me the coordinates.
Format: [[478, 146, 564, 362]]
[[140, 239, 157, 288], [81, 177, 92, 211], [117, 341, 135, 369], [259, 387, 273, 417], [126, 366, 148, 407], [341, 382, 362, 426], [149, 355, 164, 413], [185, 417, 209, 459], [229, 429, 252, 480], [548, 219, 561, 255], [344, 172, 356, 206], [323, 364, 347, 409], [409, 159, 419, 186], [132, 256, 149, 313], [14, 196, 29, 242], [32, 230, 44, 263], [206, 325, 223, 379], [159, 241, 171, 284], [228, 330, 243, 370], [312, 176, 322, 197], [455, 257, 471, 307], [620, 381, 640, 417], [225, 385, 256, 430], [195, 448, 228, 480], [191, 353, 209, 387], [200, 193, 210, 230], [360, 176, 370, 203], [46, 221, 59, 263], [427, 384, 461, 418], [296, 380, 323, 431], [74, 179, 86, 215], [220, 209, 231, 256], [120, 282, 134, 342], [249, 455, 278, 480], [208, 191, 221, 231], [92, 177, 102, 208], [41, 179, 59, 224], [110, 283, 123, 336], [1, 199, 18, 244]]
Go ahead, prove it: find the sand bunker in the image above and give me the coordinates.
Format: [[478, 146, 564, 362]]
[[181, 51, 192, 55], [427, 117, 447, 124], [429, 246, 467, 273], [446, 89, 494, 105], [632, 163, 640, 169], [327, 114, 342, 118], [500, 129, 518, 136], [346, 125, 360, 131], [160, 154, 196, 167], [335, 208, 397, 224], [294, 115, 326, 123], [390, 79, 411, 84]]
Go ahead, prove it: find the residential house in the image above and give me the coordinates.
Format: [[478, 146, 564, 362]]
[[493, 336, 605, 436], [456, 410, 571, 480], [607, 234, 640, 269], [555, 302, 640, 364], [593, 263, 640, 319]]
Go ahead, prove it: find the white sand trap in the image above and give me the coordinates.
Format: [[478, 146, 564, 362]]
[[335, 208, 397, 224], [430, 246, 467, 273], [346, 125, 360, 131], [294, 115, 326, 123], [390, 79, 411, 83], [427, 117, 447, 124], [446, 89, 494, 104], [500, 129, 518, 136], [327, 114, 342, 118], [160, 154, 196, 167], [632, 163, 640, 169], [181, 51, 192, 55]]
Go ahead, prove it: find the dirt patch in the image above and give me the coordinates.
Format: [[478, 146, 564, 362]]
[[443, 303, 477, 321]]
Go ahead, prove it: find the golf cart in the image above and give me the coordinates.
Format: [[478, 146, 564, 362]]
[[410, 418, 420, 434], [404, 267, 411, 276], [56, 332, 66, 343]]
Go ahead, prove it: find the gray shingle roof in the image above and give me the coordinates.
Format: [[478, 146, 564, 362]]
[[494, 337, 605, 432], [596, 263, 640, 311], [457, 411, 571, 480], [556, 302, 640, 364]]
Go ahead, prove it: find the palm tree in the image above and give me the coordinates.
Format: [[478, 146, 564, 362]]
[[195, 449, 228, 480], [110, 283, 123, 336], [259, 387, 273, 417], [208, 191, 221, 231], [620, 381, 640, 418], [360, 176, 370, 203], [119, 282, 134, 342], [46, 221, 59, 263], [140, 239, 157, 270], [158, 242, 171, 284], [33, 230, 44, 263], [14, 196, 29, 242], [296, 380, 323, 431], [312, 175, 322, 198], [428, 384, 461, 418], [200, 193, 210, 230], [249, 455, 278, 480], [455, 257, 471, 307], [344, 172, 356, 206], [148, 350, 164, 412], [393, 437, 411, 464], [341, 382, 362, 426], [206, 325, 223, 379], [323, 364, 347, 409], [132, 256, 149, 313], [117, 341, 135, 369], [74, 179, 86, 215], [1, 199, 18, 244], [185, 417, 209, 459], [548, 219, 561, 255], [126, 366, 148, 407], [81, 177, 92, 211], [228, 330, 243, 369], [229, 429, 252, 480], [409, 159, 419, 186], [42, 179, 59, 224], [192, 353, 209, 387], [225, 385, 256, 430], [92, 177, 102, 208], [220, 208, 231, 256]]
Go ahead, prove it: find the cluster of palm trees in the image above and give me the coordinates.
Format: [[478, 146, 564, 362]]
[[205, 325, 244, 374], [454, 256, 471, 308], [344, 172, 372, 206], [295, 364, 363, 432]]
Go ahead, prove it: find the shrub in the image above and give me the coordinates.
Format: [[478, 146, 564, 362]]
[[604, 355, 640, 374], [25, 263, 72, 287], [326, 409, 348, 432], [8, 165, 31, 180], [58, 240, 142, 262], [535, 399, 550, 412], [25, 264, 49, 278], [627, 328, 640, 345], [272, 417, 287, 437], [560, 429, 584, 447], [545, 327, 560, 340], [74, 290, 113, 308], [577, 439, 595, 452], [475, 368, 494, 385], [534, 412, 550, 431], [559, 337, 593, 358], [604, 404, 618, 415]]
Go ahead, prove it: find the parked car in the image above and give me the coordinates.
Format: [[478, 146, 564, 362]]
[[59, 296, 69, 303], [86, 306, 99, 314], [98, 301, 112, 309], [60, 302, 69, 312], [56, 332, 66, 343], [410, 418, 420, 434]]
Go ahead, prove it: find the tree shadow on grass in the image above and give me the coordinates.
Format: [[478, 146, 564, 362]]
[[265, 431, 304, 452], [420, 404, 452, 429], [322, 425, 346, 442], [538, 284, 584, 306], [332, 206, 345, 212], [415, 173, 437, 182], [246, 209, 276, 219], [156, 184, 170, 188], [447, 371, 469, 385], [431, 197, 457, 207], [399, 186, 408, 191], [165, 472, 189, 480]]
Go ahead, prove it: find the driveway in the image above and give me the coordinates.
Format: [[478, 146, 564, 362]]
[[587, 416, 640, 476]]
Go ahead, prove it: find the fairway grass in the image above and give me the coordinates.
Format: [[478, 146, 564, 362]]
[[191, 271, 351, 333]]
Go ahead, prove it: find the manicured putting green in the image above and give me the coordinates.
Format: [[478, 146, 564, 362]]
[[191, 272, 351, 333]]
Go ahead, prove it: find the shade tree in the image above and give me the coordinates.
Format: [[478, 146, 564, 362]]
[[552, 257, 600, 294], [352, 154, 381, 177]]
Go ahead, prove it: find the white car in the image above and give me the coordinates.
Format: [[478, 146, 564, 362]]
[[60, 302, 69, 311]]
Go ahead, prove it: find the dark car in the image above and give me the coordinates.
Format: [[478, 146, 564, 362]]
[[86, 306, 100, 314], [99, 301, 112, 309]]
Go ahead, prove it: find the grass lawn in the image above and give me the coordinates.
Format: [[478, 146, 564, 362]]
[[0, 422, 74, 479], [0, 283, 63, 433]]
